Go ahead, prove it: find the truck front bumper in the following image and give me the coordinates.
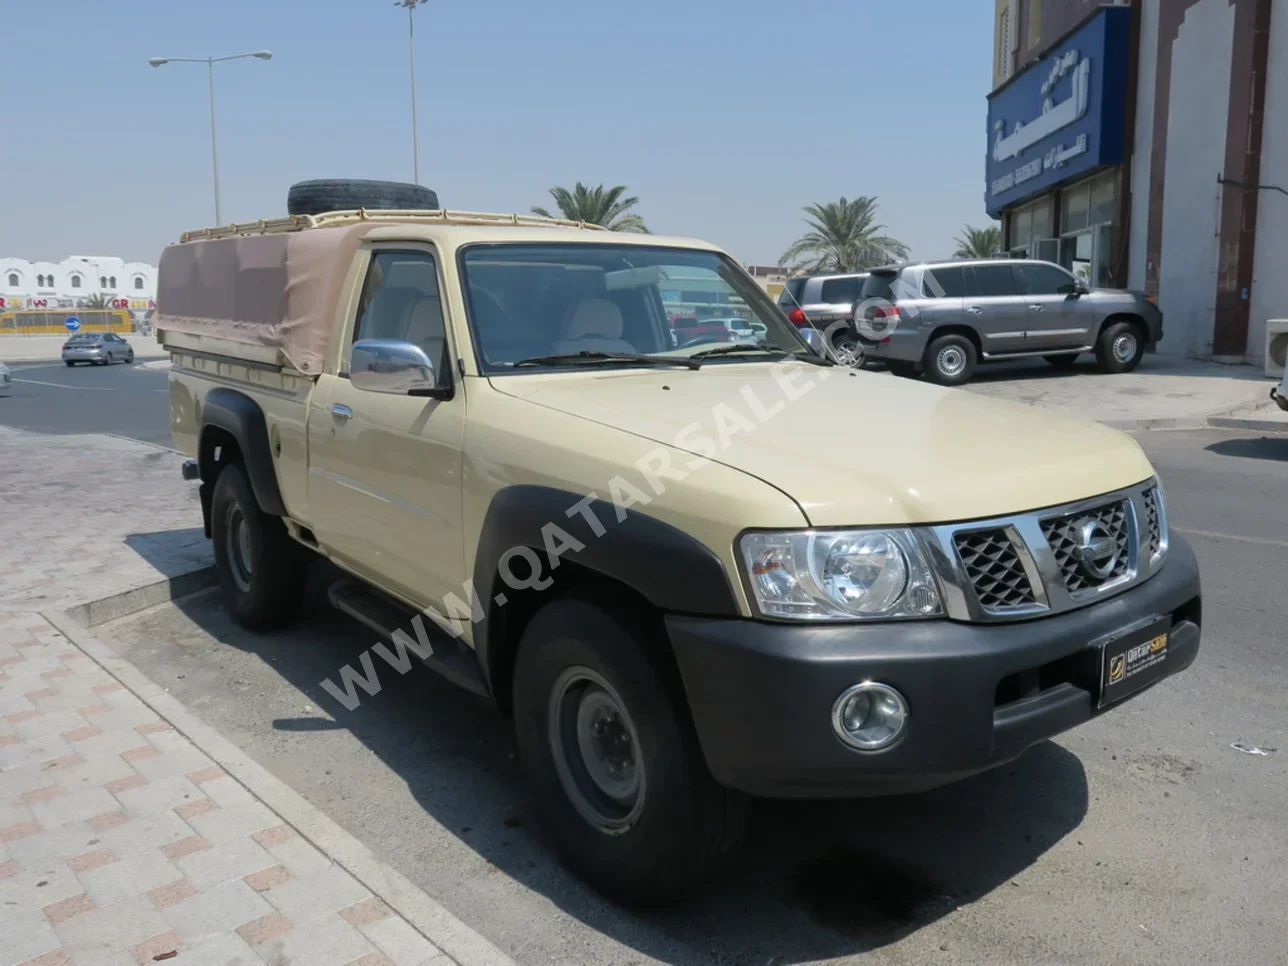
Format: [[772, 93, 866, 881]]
[[667, 534, 1201, 798]]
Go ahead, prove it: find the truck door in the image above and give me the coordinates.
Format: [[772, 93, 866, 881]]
[[306, 247, 467, 615]]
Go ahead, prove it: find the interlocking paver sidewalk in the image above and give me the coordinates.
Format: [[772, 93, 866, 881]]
[[0, 427, 505, 964], [961, 355, 1274, 429], [0, 611, 453, 966], [0, 427, 211, 613]]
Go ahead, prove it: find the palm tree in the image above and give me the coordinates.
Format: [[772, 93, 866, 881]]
[[779, 197, 909, 274], [954, 223, 1003, 259], [78, 294, 111, 309], [532, 183, 648, 232]]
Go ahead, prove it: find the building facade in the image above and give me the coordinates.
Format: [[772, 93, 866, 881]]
[[988, 0, 1282, 363], [0, 256, 157, 328]]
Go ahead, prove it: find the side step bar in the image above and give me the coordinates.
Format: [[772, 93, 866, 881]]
[[981, 345, 1093, 361], [327, 578, 490, 698]]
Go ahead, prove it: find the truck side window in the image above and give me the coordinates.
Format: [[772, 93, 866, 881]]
[[353, 251, 449, 381]]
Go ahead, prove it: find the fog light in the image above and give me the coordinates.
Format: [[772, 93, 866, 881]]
[[832, 683, 908, 751]]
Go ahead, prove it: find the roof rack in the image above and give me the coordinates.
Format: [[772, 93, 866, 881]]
[[179, 208, 611, 243]]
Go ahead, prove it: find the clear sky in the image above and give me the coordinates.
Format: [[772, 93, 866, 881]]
[[0, 0, 995, 268]]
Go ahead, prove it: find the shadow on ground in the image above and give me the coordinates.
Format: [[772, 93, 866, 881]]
[[1204, 436, 1288, 463], [156, 572, 1088, 964]]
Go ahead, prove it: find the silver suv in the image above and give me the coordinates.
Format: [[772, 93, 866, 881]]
[[777, 272, 869, 366], [857, 259, 1164, 386]]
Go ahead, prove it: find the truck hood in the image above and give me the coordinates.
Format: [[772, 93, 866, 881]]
[[489, 365, 1155, 527]]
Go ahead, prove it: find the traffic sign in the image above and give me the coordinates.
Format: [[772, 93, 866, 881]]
[[65, 317, 81, 332]]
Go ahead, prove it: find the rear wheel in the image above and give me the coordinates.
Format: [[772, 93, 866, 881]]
[[1095, 320, 1145, 373], [1044, 353, 1080, 369], [210, 463, 310, 630], [65, 361, 75, 367], [829, 330, 863, 368], [512, 599, 746, 904], [923, 334, 977, 386]]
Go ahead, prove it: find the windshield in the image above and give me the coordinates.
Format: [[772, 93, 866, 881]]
[[458, 244, 811, 372], [67, 333, 100, 343]]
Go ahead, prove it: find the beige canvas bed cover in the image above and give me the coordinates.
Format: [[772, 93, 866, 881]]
[[154, 222, 377, 375]]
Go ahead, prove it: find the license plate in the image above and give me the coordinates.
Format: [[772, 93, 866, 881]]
[[1098, 617, 1171, 708]]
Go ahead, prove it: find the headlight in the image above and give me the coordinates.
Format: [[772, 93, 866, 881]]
[[739, 529, 943, 621]]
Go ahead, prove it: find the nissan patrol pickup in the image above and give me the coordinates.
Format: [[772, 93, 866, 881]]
[[158, 180, 1202, 903]]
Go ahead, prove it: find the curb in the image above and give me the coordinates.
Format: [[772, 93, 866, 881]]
[[1207, 414, 1288, 434], [42, 603, 516, 966], [64, 567, 218, 627]]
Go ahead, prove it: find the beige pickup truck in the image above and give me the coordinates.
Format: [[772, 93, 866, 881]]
[[159, 180, 1202, 902]]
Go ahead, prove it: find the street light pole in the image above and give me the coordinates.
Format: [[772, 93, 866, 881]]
[[148, 51, 273, 225], [396, 0, 428, 184]]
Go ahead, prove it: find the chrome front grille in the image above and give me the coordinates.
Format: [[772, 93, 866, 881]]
[[1143, 487, 1161, 558], [953, 529, 1037, 610], [926, 480, 1165, 622], [1040, 499, 1131, 593]]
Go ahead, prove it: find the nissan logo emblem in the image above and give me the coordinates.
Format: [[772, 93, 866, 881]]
[[1075, 518, 1119, 580]]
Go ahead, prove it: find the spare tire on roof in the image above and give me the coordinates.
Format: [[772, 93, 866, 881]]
[[287, 179, 440, 217]]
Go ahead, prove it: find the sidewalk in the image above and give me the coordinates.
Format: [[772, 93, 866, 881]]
[[0, 336, 167, 364], [960, 355, 1278, 430], [0, 426, 511, 966]]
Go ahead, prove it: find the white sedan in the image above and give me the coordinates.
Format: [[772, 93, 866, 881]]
[[0, 361, 11, 397]]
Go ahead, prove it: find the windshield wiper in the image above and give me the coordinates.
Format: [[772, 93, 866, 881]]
[[511, 350, 701, 370], [688, 344, 835, 366]]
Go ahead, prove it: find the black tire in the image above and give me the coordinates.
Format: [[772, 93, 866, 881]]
[[126, 352, 135, 364], [828, 329, 863, 368], [1095, 320, 1145, 373], [923, 333, 977, 386], [210, 463, 309, 630], [287, 179, 440, 217], [1044, 353, 1080, 368], [65, 361, 75, 367], [886, 360, 917, 378], [512, 599, 747, 904]]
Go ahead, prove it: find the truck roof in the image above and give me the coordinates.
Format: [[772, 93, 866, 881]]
[[177, 208, 719, 252]]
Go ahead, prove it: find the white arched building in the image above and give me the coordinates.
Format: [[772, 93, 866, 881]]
[[0, 256, 158, 324]]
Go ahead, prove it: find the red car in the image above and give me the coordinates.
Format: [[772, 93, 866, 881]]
[[670, 316, 731, 346]]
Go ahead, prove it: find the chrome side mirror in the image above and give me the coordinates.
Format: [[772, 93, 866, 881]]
[[350, 340, 437, 395], [800, 328, 826, 356]]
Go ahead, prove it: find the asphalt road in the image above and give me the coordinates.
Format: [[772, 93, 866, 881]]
[[0, 359, 171, 447], [98, 429, 1288, 965]]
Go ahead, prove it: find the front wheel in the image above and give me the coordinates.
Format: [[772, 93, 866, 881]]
[[923, 334, 977, 386], [512, 599, 746, 904], [1095, 321, 1145, 373], [210, 463, 310, 630]]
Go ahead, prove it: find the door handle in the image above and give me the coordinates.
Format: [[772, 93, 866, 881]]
[[1029, 304, 1045, 312], [965, 306, 983, 316], [331, 403, 354, 421]]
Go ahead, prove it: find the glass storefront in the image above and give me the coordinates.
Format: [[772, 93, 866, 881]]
[[1006, 168, 1119, 288], [1058, 169, 1118, 287]]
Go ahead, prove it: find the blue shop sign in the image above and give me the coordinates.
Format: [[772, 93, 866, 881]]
[[985, 5, 1131, 218]]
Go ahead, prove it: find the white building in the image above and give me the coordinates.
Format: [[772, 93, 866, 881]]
[[0, 256, 158, 322]]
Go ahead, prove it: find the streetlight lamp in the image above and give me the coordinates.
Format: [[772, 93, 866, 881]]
[[148, 51, 273, 225], [395, 0, 428, 184]]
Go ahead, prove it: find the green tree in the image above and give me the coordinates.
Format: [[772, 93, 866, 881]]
[[779, 197, 909, 274], [532, 183, 648, 232], [78, 294, 111, 309], [954, 223, 1003, 259]]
